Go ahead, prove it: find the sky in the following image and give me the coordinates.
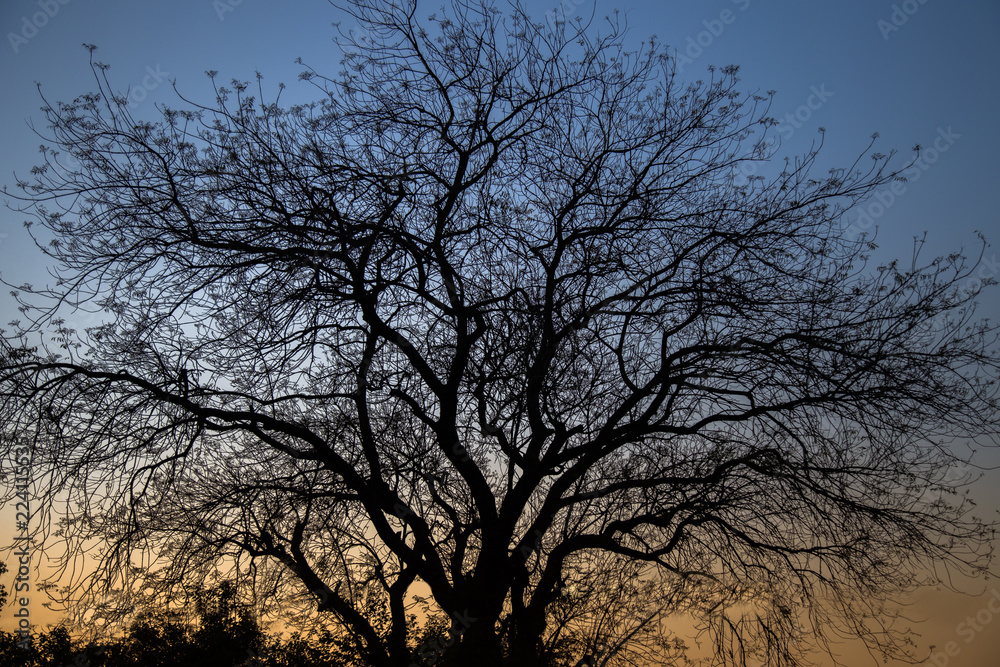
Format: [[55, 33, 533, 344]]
[[0, 0, 998, 664]]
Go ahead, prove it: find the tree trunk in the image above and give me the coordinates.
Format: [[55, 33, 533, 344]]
[[507, 604, 549, 667], [438, 623, 505, 667]]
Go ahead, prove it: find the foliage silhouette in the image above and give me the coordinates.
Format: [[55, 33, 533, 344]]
[[0, 582, 346, 667], [2, 0, 998, 665]]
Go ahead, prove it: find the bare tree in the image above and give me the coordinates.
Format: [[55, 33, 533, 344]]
[[2, 1, 997, 665]]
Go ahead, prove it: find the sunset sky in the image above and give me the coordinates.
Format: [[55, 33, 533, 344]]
[[1, 1, 999, 664]]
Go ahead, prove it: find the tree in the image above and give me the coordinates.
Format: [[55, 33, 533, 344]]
[[0, 580, 349, 667], [0, 625, 77, 667], [2, 1, 997, 665], [101, 581, 270, 667]]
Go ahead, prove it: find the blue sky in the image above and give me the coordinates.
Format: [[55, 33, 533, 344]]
[[3, 0, 999, 310], [1, 0, 999, 663]]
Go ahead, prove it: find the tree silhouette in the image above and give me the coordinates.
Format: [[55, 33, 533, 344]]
[[0, 581, 347, 666], [0, 626, 77, 667], [92, 581, 267, 667], [2, 1, 998, 665]]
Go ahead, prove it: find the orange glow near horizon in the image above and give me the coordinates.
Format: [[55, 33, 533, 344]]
[[3, 519, 1000, 667]]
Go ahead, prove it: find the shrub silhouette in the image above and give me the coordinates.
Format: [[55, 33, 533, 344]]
[[0, 582, 346, 667]]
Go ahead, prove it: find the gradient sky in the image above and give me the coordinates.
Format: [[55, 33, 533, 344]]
[[1, 1, 999, 664]]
